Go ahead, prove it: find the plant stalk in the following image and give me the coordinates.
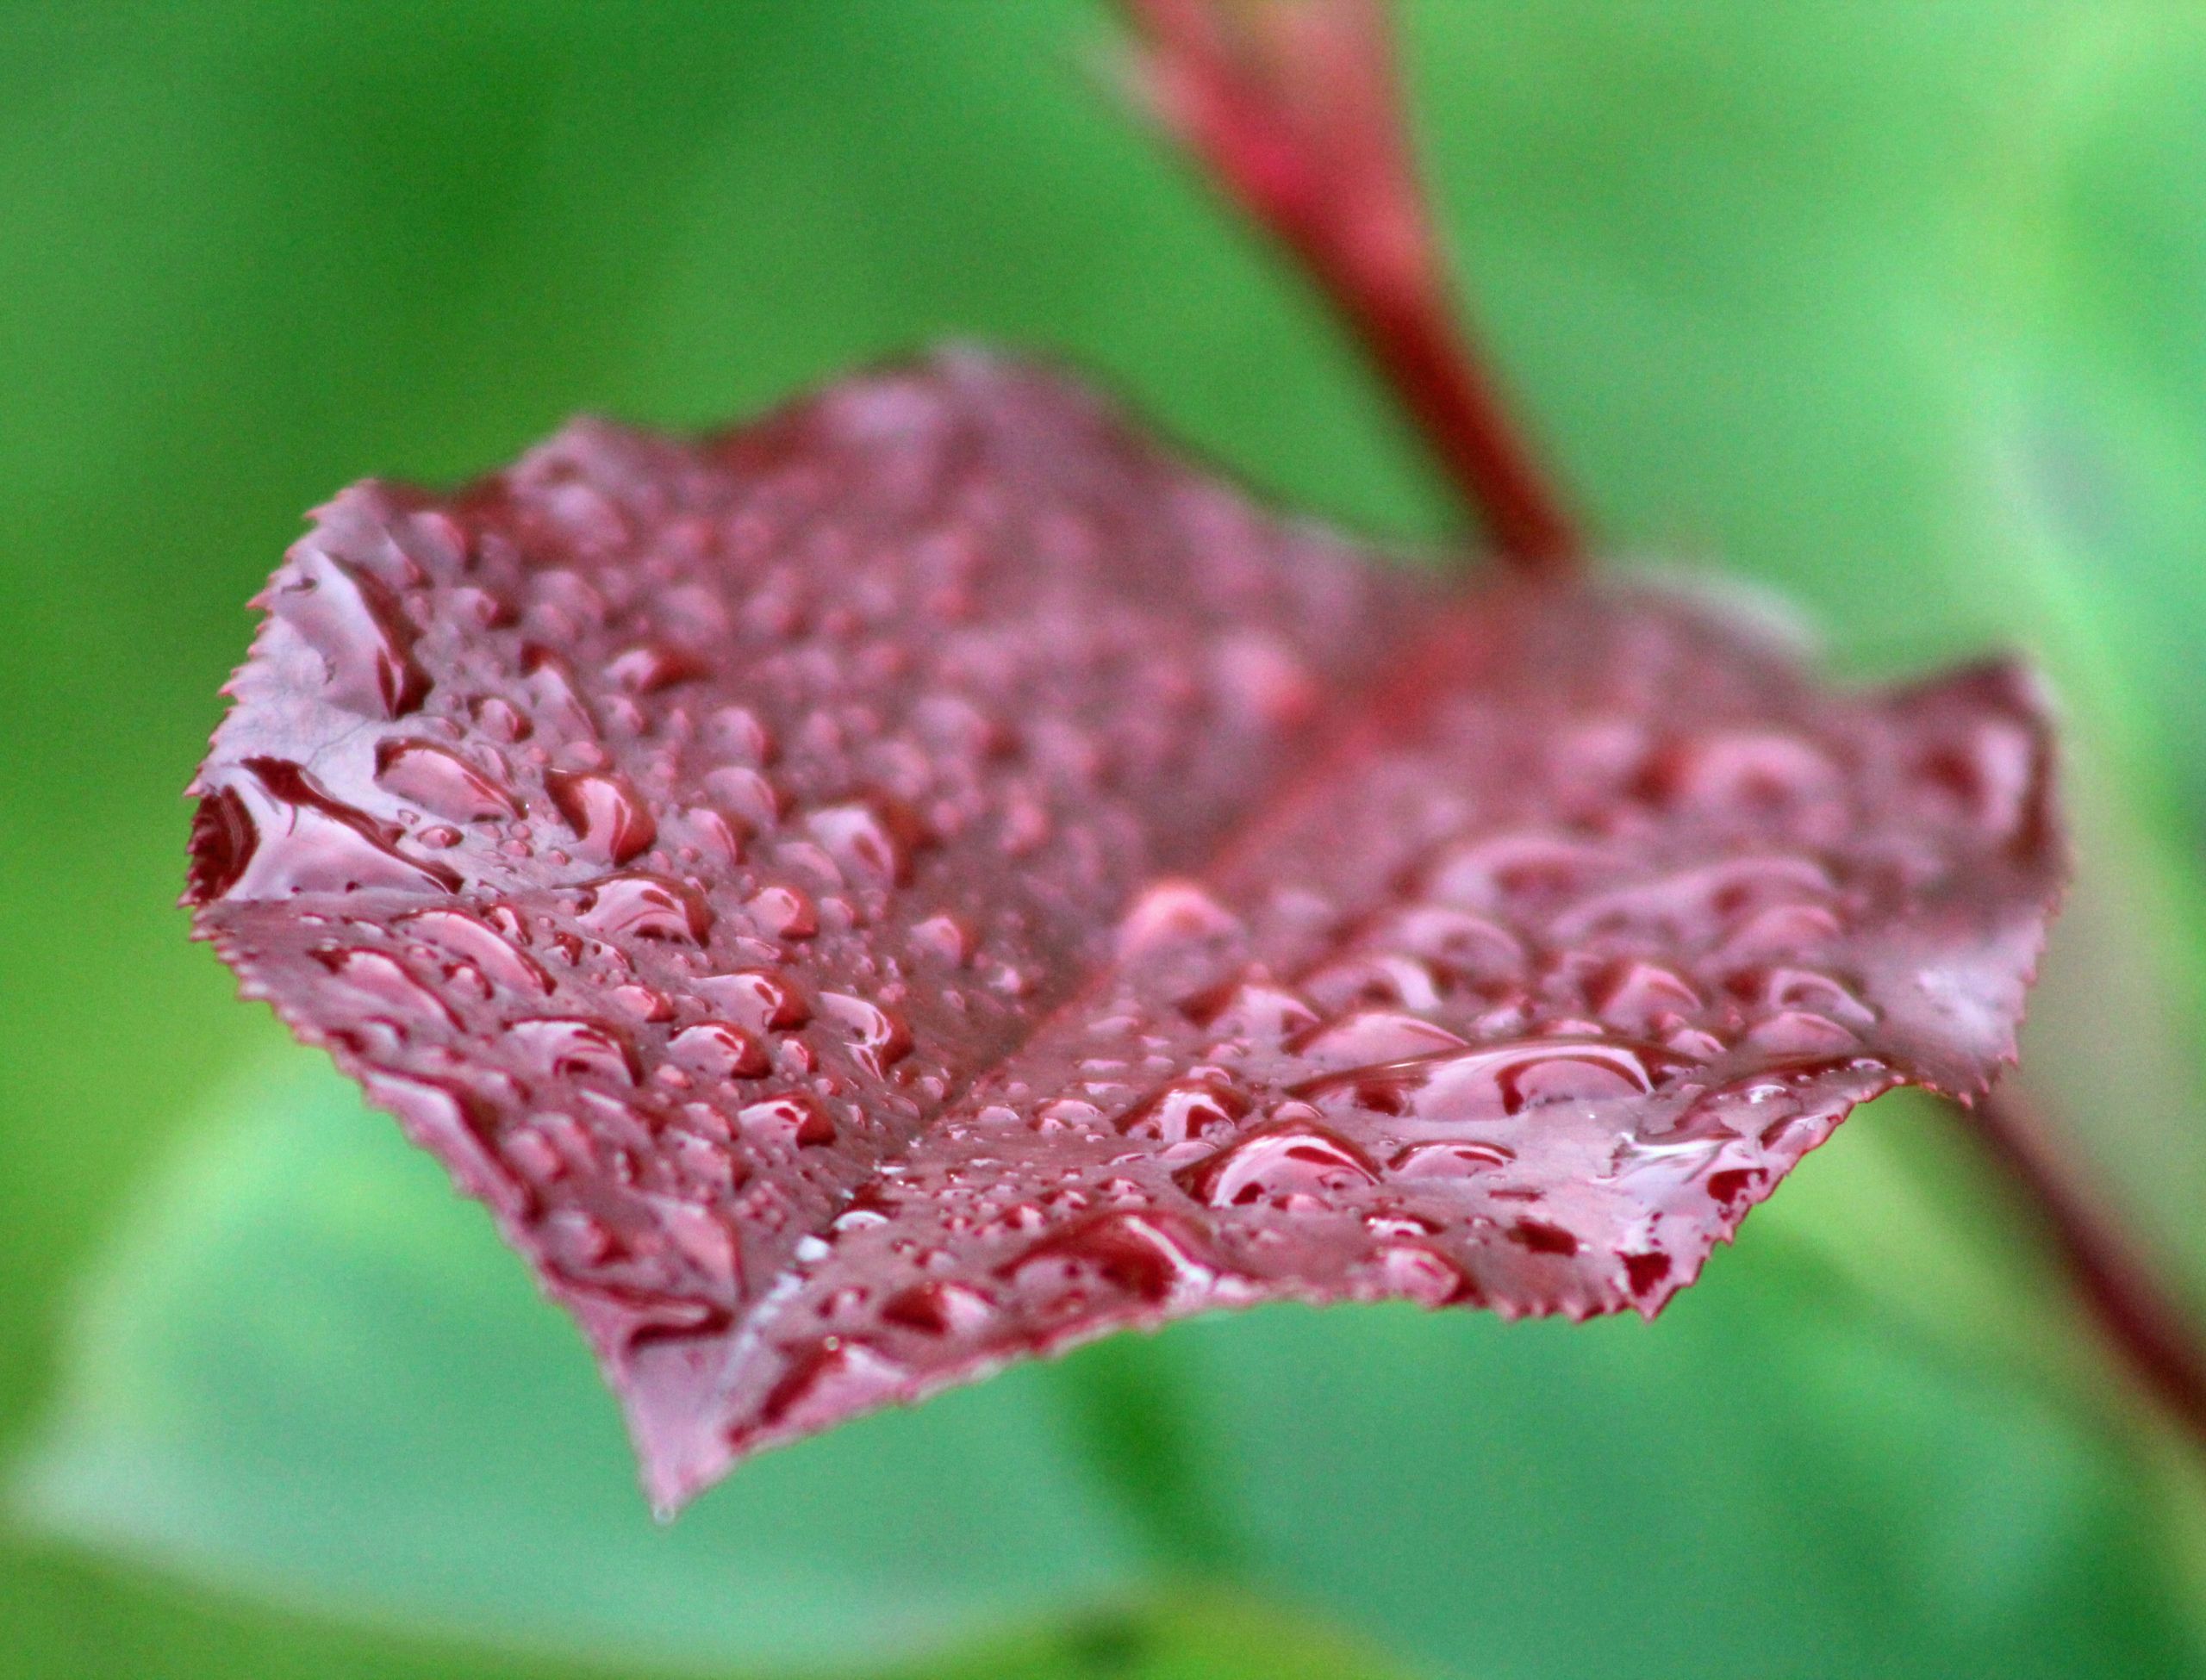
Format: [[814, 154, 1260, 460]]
[[1119, 0, 1578, 572], [1959, 1088, 2206, 1445]]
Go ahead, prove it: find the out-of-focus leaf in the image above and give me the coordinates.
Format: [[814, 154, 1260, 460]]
[[13, 1058, 1152, 1675], [19, 1054, 2205, 1677]]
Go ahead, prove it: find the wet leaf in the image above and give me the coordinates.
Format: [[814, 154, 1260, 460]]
[[186, 352, 2064, 1508]]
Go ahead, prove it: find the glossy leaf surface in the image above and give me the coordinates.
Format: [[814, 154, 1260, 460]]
[[187, 353, 2062, 1507]]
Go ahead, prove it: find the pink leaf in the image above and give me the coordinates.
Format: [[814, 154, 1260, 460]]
[[186, 352, 2063, 1510]]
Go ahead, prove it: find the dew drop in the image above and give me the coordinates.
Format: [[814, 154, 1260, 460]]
[[738, 1092, 837, 1148], [574, 871, 713, 944], [375, 738, 520, 823], [1112, 1075, 1251, 1143], [819, 992, 913, 1076], [695, 970, 810, 1032], [607, 643, 709, 695], [395, 906, 554, 995], [276, 552, 430, 718], [881, 1280, 995, 1337], [198, 759, 462, 900], [508, 1017, 639, 1086], [747, 885, 818, 940], [1175, 1119, 1380, 1209], [543, 769, 657, 865], [670, 1021, 770, 1080]]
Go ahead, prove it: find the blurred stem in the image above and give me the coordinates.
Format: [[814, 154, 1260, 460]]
[[1117, 0, 1580, 572], [1958, 1086, 2206, 1448]]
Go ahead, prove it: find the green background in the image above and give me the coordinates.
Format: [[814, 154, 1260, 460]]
[[7, 3, 2206, 1676]]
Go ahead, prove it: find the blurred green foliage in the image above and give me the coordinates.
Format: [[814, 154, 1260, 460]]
[[6, 3, 2206, 1676]]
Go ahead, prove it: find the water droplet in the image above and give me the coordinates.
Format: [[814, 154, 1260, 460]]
[[747, 885, 817, 940], [365, 1072, 520, 1211], [695, 970, 810, 1032], [185, 785, 257, 902], [375, 738, 519, 823], [519, 645, 601, 737], [275, 552, 429, 718], [1175, 1119, 1380, 1209], [607, 643, 708, 695], [1293, 1010, 1468, 1066], [396, 907, 552, 995], [738, 1092, 837, 1147], [1375, 1241, 1480, 1307], [608, 983, 676, 1023], [647, 1196, 741, 1292], [1116, 880, 1242, 962], [881, 1280, 995, 1337], [670, 1021, 770, 1080], [756, 1337, 906, 1434], [1297, 1035, 1689, 1124], [1000, 1210, 1219, 1306], [1632, 728, 1837, 815], [311, 945, 459, 1029], [911, 913, 974, 966], [1589, 960, 1704, 1030], [1212, 630, 1318, 727], [195, 759, 461, 900], [819, 992, 913, 1076], [808, 799, 927, 887], [574, 871, 713, 944], [1112, 1075, 1251, 1143], [509, 1017, 639, 1085], [1388, 1140, 1515, 1179], [1508, 1218, 1580, 1257], [470, 694, 532, 742], [545, 770, 657, 865]]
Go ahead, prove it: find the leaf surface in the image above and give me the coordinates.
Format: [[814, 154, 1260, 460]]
[[185, 352, 2064, 1507]]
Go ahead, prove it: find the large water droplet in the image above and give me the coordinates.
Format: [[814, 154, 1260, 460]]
[[1115, 880, 1242, 962], [881, 1280, 995, 1338], [311, 945, 459, 1030], [1298, 1035, 1690, 1125], [808, 799, 926, 887], [1000, 1210, 1220, 1306], [606, 643, 708, 695], [1113, 1075, 1251, 1143], [574, 872, 713, 944], [275, 553, 429, 718], [395, 906, 553, 995], [1293, 1010, 1468, 1067], [1175, 1119, 1380, 1209], [695, 970, 810, 1032], [198, 759, 462, 900], [545, 769, 657, 864], [508, 1017, 639, 1086], [669, 1021, 770, 1080], [819, 992, 913, 1077], [738, 1092, 837, 1148], [375, 739, 520, 823]]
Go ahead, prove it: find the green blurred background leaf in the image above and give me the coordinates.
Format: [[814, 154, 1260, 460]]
[[6, 2, 2206, 1676]]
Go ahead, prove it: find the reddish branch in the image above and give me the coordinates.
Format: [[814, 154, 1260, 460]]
[[1119, 0, 1580, 572], [1122, 0, 2206, 1456], [1960, 1089, 2206, 1443]]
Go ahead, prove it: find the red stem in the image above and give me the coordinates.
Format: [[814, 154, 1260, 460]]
[[1960, 1088, 2206, 1445], [1119, 0, 1580, 572]]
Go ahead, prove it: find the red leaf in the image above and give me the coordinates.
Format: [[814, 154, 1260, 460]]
[[186, 352, 2063, 1510]]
